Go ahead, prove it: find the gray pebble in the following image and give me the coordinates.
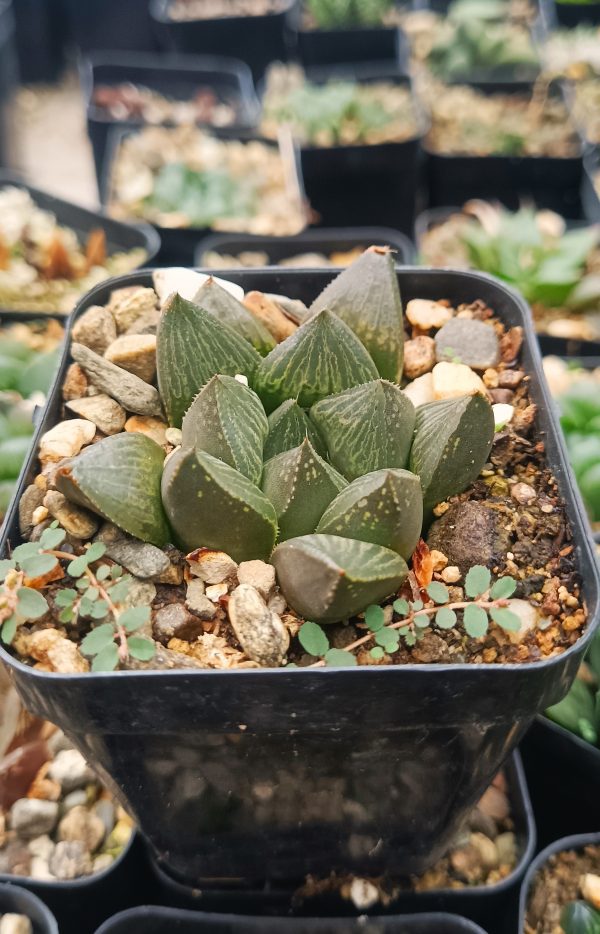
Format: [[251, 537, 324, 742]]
[[61, 790, 89, 814], [47, 749, 96, 792], [49, 840, 93, 880], [96, 523, 170, 580], [93, 800, 116, 837], [434, 318, 500, 370], [228, 584, 289, 667], [9, 799, 59, 838], [153, 604, 204, 645], [70, 342, 163, 417], [47, 730, 72, 757], [18, 484, 44, 536], [72, 305, 117, 355]]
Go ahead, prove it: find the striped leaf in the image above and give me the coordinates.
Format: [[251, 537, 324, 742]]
[[192, 277, 275, 355], [157, 292, 261, 428], [55, 434, 170, 547], [256, 309, 378, 413], [317, 468, 423, 558], [310, 246, 404, 381], [262, 439, 347, 541], [264, 400, 327, 460], [272, 533, 407, 624], [310, 379, 415, 481], [182, 375, 268, 485], [410, 393, 495, 516], [161, 449, 277, 561]]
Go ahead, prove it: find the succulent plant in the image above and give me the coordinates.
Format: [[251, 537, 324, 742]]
[[58, 250, 495, 625], [306, 0, 394, 28]]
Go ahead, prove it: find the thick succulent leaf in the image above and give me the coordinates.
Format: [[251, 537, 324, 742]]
[[181, 375, 268, 485], [309, 246, 404, 381], [55, 434, 170, 547], [272, 533, 407, 624], [161, 449, 277, 561], [310, 379, 415, 481], [409, 393, 495, 516], [317, 468, 423, 558], [192, 277, 276, 355], [264, 400, 327, 460], [257, 309, 378, 413], [261, 439, 347, 541], [157, 292, 261, 427]]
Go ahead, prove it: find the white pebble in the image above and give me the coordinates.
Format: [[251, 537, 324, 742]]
[[492, 403, 514, 431]]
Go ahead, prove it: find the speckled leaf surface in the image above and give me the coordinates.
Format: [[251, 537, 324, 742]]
[[192, 277, 275, 355], [264, 399, 327, 460]]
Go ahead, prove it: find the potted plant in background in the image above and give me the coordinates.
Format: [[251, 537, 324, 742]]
[[296, 0, 407, 68], [520, 833, 600, 933], [0, 252, 597, 886]]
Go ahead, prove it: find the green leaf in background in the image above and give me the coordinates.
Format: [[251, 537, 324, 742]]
[[298, 620, 330, 657], [119, 606, 151, 633], [560, 900, 600, 934], [17, 348, 61, 398], [16, 586, 48, 619], [127, 635, 156, 661], [91, 642, 120, 672], [146, 163, 257, 228], [81, 623, 115, 656], [325, 648, 358, 667], [465, 565, 492, 598], [464, 604, 489, 638], [0, 437, 35, 482], [1, 615, 17, 644]]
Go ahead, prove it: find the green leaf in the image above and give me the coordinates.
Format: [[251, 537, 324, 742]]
[[375, 626, 401, 652], [20, 553, 58, 578], [192, 277, 275, 355], [1, 615, 17, 644], [110, 565, 123, 579], [490, 576, 517, 599], [56, 433, 170, 548], [490, 607, 521, 632], [16, 587, 48, 619], [127, 635, 156, 661], [76, 575, 90, 590], [262, 439, 347, 541], [405, 632, 417, 646], [12, 542, 41, 562], [427, 581, 450, 604], [119, 606, 151, 633], [257, 309, 378, 413], [0, 559, 16, 581], [38, 526, 67, 550], [55, 588, 77, 607], [364, 604, 385, 632], [414, 613, 430, 628], [181, 375, 268, 485], [108, 579, 130, 604], [91, 642, 120, 672], [298, 620, 330, 656], [393, 598, 409, 616], [465, 565, 492, 598], [86, 587, 99, 602], [81, 623, 115, 656], [96, 565, 111, 581], [90, 599, 109, 620], [79, 596, 95, 617], [435, 607, 457, 630], [464, 604, 489, 638], [411, 600, 424, 611], [310, 380, 415, 482], [316, 467, 422, 559], [59, 606, 74, 623], [263, 399, 327, 461], [272, 533, 408, 624], [560, 899, 600, 934], [409, 394, 495, 516], [324, 648, 358, 667], [162, 448, 277, 562], [157, 292, 261, 427], [68, 556, 89, 578], [370, 646, 385, 660], [310, 246, 404, 381]]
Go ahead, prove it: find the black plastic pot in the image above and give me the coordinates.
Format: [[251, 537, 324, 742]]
[[424, 84, 585, 218], [101, 127, 307, 266], [0, 265, 597, 887], [295, 4, 409, 70], [0, 882, 58, 934], [63, 0, 158, 54], [195, 227, 416, 267], [145, 751, 530, 934], [12, 0, 65, 84], [0, 833, 147, 934], [83, 51, 260, 185], [0, 0, 17, 169], [518, 832, 600, 931], [96, 909, 488, 933], [0, 170, 160, 313], [544, 0, 600, 26], [150, 0, 298, 82], [583, 150, 600, 223]]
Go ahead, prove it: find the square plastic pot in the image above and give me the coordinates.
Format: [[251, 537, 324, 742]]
[[0, 882, 58, 934], [542, 0, 600, 26], [583, 150, 600, 223], [194, 227, 416, 266], [0, 0, 18, 170], [100, 128, 307, 266], [62, 0, 158, 53], [13, 0, 65, 84], [143, 751, 531, 934], [95, 909, 488, 934], [150, 0, 299, 82], [518, 832, 600, 930], [0, 170, 160, 316], [424, 84, 585, 218], [295, 3, 409, 70], [0, 266, 598, 887], [82, 51, 261, 186]]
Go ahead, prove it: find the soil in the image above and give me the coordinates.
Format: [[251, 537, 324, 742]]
[[525, 845, 600, 934]]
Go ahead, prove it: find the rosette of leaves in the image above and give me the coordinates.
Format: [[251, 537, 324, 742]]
[[57, 246, 496, 627], [427, 20, 539, 82], [306, 0, 393, 28], [561, 899, 600, 934]]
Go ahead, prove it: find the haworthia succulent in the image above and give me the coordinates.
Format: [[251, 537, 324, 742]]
[[317, 468, 423, 558], [192, 277, 276, 355], [256, 309, 378, 413], [161, 448, 277, 561], [261, 439, 347, 541], [264, 399, 327, 460], [272, 533, 408, 624], [309, 246, 404, 381], [157, 292, 261, 427], [310, 379, 415, 481], [181, 375, 268, 485], [55, 433, 170, 547], [409, 393, 495, 517]]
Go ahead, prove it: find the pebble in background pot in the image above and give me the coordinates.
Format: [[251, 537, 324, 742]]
[[0, 883, 58, 934], [0, 266, 597, 888]]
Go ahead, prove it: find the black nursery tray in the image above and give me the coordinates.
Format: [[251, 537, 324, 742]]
[[518, 832, 600, 930], [295, 1, 409, 69], [83, 51, 260, 184], [0, 882, 58, 934]]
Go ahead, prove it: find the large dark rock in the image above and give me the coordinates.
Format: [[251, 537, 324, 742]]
[[426, 500, 512, 575]]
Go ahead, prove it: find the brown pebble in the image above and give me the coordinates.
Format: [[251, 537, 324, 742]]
[[489, 388, 514, 405], [62, 364, 88, 402], [403, 336, 436, 380], [510, 482, 536, 505], [497, 369, 524, 389]]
